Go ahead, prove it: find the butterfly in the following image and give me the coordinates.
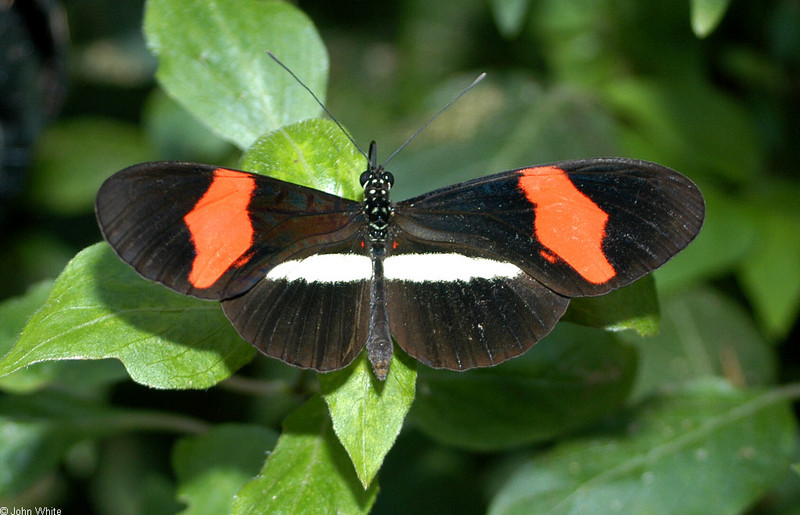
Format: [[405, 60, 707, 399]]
[[95, 138, 704, 380]]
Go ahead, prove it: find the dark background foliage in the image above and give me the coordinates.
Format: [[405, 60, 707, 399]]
[[1, 0, 800, 512]]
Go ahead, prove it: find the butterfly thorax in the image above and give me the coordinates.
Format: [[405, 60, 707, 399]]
[[360, 145, 395, 253]]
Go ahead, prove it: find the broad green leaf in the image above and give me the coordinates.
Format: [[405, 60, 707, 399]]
[[233, 397, 378, 514], [564, 275, 659, 336], [0, 281, 54, 391], [603, 78, 762, 185], [320, 350, 417, 488], [623, 287, 776, 400], [0, 243, 255, 389], [739, 209, 800, 340], [489, 380, 797, 514], [489, 0, 531, 38], [691, 0, 732, 38], [242, 118, 364, 199], [245, 119, 409, 487], [410, 324, 636, 450], [29, 117, 156, 214], [0, 281, 129, 393], [142, 88, 235, 162], [173, 424, 278, 515], [144, 0, 327, 150]]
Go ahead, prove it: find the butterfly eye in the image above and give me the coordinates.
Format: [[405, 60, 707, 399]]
[[385, 171, 395, 187], [359, 170, 371, 186]]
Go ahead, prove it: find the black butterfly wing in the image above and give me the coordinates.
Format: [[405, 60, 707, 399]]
[[221, 245, 371, 372], [385, 158, 704, 371], [96, 162, 364, 300], [96, 162, 370, 373], [382, 241, 569, 371], [392, 158, 705, 297]]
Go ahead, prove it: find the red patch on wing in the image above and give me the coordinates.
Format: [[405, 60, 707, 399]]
[[184, 168, 256, 288], [519, 166, 616, 284]]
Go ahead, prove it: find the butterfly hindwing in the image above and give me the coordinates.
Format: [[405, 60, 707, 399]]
[[382, 242, 569, 371], [95, 162, 364, 300], [392, 158, 705, 297], [221, 248, 371, 372]]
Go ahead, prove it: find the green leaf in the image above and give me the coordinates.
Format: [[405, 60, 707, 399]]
[[173, 424, 278, 515], [410, 324, 636, 451], [29, 117, 156, 214], [0, 281, 53, 391], [242, 118, 365, 199], [0, 243, 255, 389], [142, 88, 235, 162], [0, 281, 130, 393], [603, 78, 762, 185], [739, 209, 800, 340], [320, 350, 417, 488], [623, 287, 776, 400], [564, 275, 660, 336], [489, 380, 797, 514], [144, 0, 328, 150], [691, 0, 732, 38], [233, 397, 378, 514], [489, 0, 531, 38]]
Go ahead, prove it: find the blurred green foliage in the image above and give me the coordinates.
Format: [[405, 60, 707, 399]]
[[2, 0, 800, 512]]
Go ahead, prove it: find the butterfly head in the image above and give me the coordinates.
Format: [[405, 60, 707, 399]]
[[360, 141, 394, 189], [359, 166, 394, 191], [359, 141, 395, 196]]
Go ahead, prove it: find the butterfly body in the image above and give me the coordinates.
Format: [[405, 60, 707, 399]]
[[96, 141, 704, 380]]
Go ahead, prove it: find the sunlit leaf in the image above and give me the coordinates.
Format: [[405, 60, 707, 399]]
[[144, 0, 327, 149], [0, 244, 254, 389], [233, 397, 378, 514], [691, 0, 733, 38], [320, 351, 416, 487]]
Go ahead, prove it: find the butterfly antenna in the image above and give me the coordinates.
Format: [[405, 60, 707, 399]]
[[266, 51, 367, 159], [382, 72, 487, 167]]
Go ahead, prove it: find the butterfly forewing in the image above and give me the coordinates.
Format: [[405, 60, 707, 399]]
[[392, 158, 704, 298], [95, 162, 363, 300]]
